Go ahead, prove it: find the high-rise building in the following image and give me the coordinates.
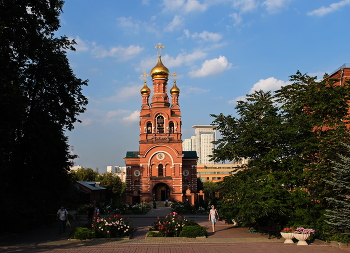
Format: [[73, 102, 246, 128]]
[[106, 166, 126, 182], [124, 44, 198, 204], [192, 125, 216, 164]]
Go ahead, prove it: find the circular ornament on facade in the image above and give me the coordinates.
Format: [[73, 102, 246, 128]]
[[134, 170, 141, 177], [183, 169, 189, 176], [157, 152, 165, 160], [133, 190, 138, 196]]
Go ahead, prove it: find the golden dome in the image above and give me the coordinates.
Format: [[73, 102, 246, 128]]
[[170, 82, 180, 95], [140, 82, 151, 95], [150, 56, 169, 78]]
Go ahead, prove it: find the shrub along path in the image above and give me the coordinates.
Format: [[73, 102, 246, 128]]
[[1, 207, 350, 253]]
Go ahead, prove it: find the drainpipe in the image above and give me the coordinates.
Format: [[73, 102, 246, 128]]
[[340, 68, 344, 86]]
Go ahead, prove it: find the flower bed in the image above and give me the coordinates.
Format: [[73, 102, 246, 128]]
[[70, 214, 134, 240], [281, 227, 295, 233], [92, 215, 133, 238], [149, 212, 202, 237], [294, 227, 315, 234]]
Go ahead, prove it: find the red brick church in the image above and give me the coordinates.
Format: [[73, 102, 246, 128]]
[[124, 44, 198, 205]]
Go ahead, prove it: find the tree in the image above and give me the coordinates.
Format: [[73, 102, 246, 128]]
[[71, 168, 99, 182], [203, 180, 220, 199], [211, 72, 350, 228], [97, 172, 125, 205], [0, 0, 88, 229], [325, 144, 350, 233]]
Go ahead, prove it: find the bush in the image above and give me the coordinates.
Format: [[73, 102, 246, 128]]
[[328, 233, 350, 243], [70, 227, 94, 240], [92, 215, 133, 238], [170, 201, 196, 214], [179, 225, 208, 238], [76, 204, 89, 215], [149, 212, 196, 237]]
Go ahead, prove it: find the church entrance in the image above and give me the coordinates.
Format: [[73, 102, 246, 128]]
[[153, 183, 170, 201]]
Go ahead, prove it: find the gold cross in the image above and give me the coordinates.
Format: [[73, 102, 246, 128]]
[[141, 72, 149, 82], [155, 42, 165, 56], [171, 72, 178, 82]]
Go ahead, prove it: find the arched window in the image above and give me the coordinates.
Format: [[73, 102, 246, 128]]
[[156, 115, 164, 133], [169, 121, 174, 133], [158, 164, 163, 177], [147, 122, 152, 133]]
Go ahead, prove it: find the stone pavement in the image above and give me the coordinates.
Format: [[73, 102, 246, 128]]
[[1, 207, 349, 252]]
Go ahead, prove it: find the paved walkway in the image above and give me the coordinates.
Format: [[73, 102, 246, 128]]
[[1, 207, 349, 252]]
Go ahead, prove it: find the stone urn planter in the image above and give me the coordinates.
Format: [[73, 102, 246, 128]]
[[294, 233, 310, 245], [280, 232, 295, 243]]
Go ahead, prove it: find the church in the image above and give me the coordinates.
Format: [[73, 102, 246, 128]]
[[124, 44, 198, 205]]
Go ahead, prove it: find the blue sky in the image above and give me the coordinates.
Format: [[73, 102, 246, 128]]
[[58, 0, 350, 172]]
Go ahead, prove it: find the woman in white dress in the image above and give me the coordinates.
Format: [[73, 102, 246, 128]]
[[208, 205, 219, 232]]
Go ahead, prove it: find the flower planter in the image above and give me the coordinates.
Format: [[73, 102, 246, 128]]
[[280, 232, 295, 243], [294, 233, 310, 245]]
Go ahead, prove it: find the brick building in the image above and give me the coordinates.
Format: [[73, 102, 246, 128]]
[[329, 63, 350, 84], [124, 45, 198, 205]]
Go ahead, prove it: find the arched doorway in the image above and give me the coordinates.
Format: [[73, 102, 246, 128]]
[[153, 183, 170, 201]]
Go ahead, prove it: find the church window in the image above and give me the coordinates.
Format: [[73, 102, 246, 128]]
[[147, 122, 152, 133], [158, 164, 163, 177], [169, 121, 174, 133], [156, 115, 164, 133]]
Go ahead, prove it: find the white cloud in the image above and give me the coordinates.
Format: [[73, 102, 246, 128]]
[[263, 0, 291, 13], [184, 30, 222, 42], [189, 56, 232, 77], [228, 95, 246, 104], [162, 0, 185, 11], [228, 77, 289, 105], [181, 86, 210, 95], [249, 77, 289, 93], [81, 117, 94, 126], [164, 15, 184, 32], [68, 36, 89, 52], [232, 0, 258, 13], [136, 51, 207, 73], [103, 84, 141, 103], [122, 110, 140, 125], [106, 109, 130, 119], [141, 0, 150, 5], [117, 16, 140, 33], [162, 0, 207, 13], [163, 51, 207, 67], [229, 12, 243, 26], [184, 0, 208, 12], [92, 45, 144, 60], [307, 0, 350, 16], [78, 107, 138, 126]]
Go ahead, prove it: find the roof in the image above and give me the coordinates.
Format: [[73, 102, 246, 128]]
[[183, 151, 197, 158], [192, 125, 215, 129], [125, 151, 140, 158], [75, 181, 106, 191]]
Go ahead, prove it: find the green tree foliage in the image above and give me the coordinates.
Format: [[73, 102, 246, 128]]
[[325, 144, 350, 233], [70, 169, 126, 205], [203, 180, 220, 199], [97, 172, 125, 203], [0, 0, 88, 229], [211, 71, 350, 228], [70, 168, 99, 182]]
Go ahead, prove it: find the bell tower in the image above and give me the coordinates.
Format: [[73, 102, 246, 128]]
[[125, 43, 198, 204]]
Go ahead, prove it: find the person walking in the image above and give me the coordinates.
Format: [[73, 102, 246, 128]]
[[208, 205, 219, 232], [152, 200, 157, 211], [57, 206, 68, 234]]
